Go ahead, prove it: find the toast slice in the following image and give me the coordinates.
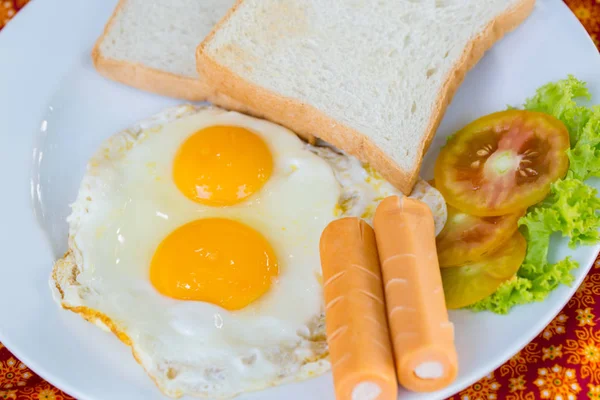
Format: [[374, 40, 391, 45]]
[[92, 0, 235, 101], [197, 0, 535, 193]]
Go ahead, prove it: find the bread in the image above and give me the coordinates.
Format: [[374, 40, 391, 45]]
[[92, 0, 235, 101], [197, 0, 535, 194]]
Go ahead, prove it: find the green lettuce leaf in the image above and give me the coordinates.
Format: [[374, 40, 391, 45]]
[[518, 207, 559, 269], [542, 179, 600, 247], [524, 75, 591, 143], [567, 106, 600, 180], [470, 277, 533, 314], [530, 257, 578, 295], [567, 143, 600, 181]]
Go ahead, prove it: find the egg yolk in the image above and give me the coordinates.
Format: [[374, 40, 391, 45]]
[[173, 126, 273, 206], [150, 218, 279, 310]]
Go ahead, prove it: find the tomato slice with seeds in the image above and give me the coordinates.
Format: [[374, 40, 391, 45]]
[[436, 204, 523, 268], [441, 231, 527, 309], [434, 110, 569, 216]]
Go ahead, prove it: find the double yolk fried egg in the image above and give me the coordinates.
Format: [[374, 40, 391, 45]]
[[51, 105, 447, 398]]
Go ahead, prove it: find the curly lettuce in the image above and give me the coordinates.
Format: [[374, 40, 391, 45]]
[[566, 107, 600, 181], [523, 75, 591, 141], [471, 77, 600, 314]]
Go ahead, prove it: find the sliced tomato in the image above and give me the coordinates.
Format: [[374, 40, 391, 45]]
[[441, 231, 527, 309], [436, 205, 523, 267], [435, 110, 570, 216]]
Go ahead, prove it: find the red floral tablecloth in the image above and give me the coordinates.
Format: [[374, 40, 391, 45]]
[[1, 1, 600, 399]]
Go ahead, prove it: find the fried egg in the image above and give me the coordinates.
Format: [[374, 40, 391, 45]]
[[51, 105, 446, 399]]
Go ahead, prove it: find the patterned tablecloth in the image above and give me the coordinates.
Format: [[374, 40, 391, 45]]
[[1, 1, 600, 399]]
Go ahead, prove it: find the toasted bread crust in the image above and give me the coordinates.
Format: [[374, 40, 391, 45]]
[[196, 0, 535, 194], [91, 0, 210, 101]]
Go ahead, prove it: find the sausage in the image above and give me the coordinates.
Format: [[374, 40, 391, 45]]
[[319, 217, 397, 400], [373, 196, 458, 392]]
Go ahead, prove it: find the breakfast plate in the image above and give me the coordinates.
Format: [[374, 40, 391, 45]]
[[0, 0, 599, 399]]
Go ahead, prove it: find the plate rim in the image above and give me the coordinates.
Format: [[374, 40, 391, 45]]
[[0, 0, 599, 399]]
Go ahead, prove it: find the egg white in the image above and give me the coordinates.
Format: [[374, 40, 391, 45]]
[[51, 105, 447, 399], [53, 105, 338, 398]]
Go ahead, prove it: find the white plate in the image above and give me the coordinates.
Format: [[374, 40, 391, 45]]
[[0, 1, 599, 399]]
